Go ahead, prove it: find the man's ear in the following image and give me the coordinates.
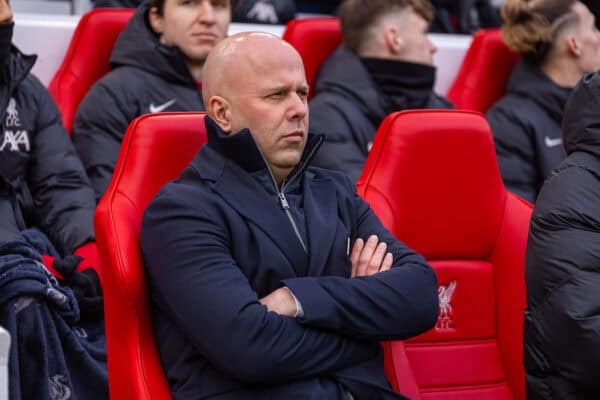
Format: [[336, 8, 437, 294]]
[[565, 34, 582, 57], [384, 26, 404, 55], [208, 95, 233, 133], [148, 7, 164, 37]]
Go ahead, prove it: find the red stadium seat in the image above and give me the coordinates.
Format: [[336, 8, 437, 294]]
[[95, 112, 207, 400], [357, 110, 532, 400], [282, 17, 342, 99], [447, 29, 519, 113], [48, 8, 135, 134]]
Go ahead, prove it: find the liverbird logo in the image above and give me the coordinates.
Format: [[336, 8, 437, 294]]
[[247, 0, 278, 24], [436, 280, 457, 331], [49, 374, 71, 400], [5, 98, 20, 127]]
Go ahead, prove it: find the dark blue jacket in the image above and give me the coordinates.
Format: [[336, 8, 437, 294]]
[[309, 45, 452, 182], [73, 2, 205, 202], [487, 60, 571, 203], [141, 117, 439, 400], [525, 72, 600, 399], [0, 46, 95, 255]]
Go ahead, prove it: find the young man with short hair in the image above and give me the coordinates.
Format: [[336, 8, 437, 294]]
[[310, 0, 452, 182], [73, 0, 235, 201]]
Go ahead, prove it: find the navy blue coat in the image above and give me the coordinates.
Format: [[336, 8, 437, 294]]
[[141, 117, 439, 400]]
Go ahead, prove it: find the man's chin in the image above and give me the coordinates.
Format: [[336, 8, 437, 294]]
[[184, 47, 213, 64]]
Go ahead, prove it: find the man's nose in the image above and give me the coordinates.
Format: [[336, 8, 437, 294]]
[[197, 1, 216, 24], [288, 93, 308, 120]]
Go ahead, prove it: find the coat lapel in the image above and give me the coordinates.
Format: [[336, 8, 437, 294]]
[[303, 174, 338, 277], [213, 161, 308, 276]]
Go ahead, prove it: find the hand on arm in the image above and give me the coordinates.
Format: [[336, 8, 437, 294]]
[[282, 192, 438, 340], [259, 287, 297, 317], [350, 235, 393, 277], [263, 235, 394, 318], [142, 198, 378, 383]]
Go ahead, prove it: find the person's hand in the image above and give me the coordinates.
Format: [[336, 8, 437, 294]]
[[259, 287, 297, 317], [350, 235, 393, 277]]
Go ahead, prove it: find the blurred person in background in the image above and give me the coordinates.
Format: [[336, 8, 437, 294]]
[[525, 71, 600, 400], [0, 0, 106, 398], [309, 0, 452, 183], [73, 0, 234, 201], [487, 0, 600, 202]]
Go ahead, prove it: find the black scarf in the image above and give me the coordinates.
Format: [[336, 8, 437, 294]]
[[362, 57, 437, 112]]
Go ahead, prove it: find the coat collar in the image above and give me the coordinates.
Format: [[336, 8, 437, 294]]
[[0, 46, 36, 111], [189, 117, 340, 277], [198, 116, 324, 180]]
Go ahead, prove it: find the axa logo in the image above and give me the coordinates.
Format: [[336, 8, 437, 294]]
[[1, 98, 29, 152], [0, 130, 30, 152], [436, 280, 456, 331]]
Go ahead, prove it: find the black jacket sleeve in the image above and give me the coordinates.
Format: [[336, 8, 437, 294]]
[[487, 103, 539, 202], [141, 190, 379, 384], [526, 166, 600, 389], [284, 184, 439, 341], [72, 79, 136, 202], [309, 97, 373, 183], [27, 77, 96, 255]]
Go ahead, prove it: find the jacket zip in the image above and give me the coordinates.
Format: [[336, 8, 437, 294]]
[[261, 136, 323, 255], [277, 190, 308, 254]]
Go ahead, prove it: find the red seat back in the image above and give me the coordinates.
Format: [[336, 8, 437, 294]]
[[447, 29, 519, 113], [95, 112, 207, 400], [357, 110, 532, 400], [282, 17, 342, 99], [49, 8, 135, 134]]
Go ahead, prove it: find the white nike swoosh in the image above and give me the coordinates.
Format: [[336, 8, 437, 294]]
[[544, 136, 563, 148], [149, 98, 176, 113]]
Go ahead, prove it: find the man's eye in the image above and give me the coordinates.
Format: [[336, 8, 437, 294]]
[[211, 0, 228, 8]]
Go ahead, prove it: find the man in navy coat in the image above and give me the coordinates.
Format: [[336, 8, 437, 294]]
[[141, 32, 439, 400]]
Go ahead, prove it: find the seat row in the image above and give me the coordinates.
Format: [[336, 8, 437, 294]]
[[96, 110, 532, 400], [48, 9, 520, 134], [47, 8, 531, 400]]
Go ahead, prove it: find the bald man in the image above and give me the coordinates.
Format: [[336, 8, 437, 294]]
[[141, 32, 438, 400]]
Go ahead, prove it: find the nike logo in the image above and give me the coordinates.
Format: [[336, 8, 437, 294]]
[[544, 136, 563, 148], [149, 98, 176, 113]]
